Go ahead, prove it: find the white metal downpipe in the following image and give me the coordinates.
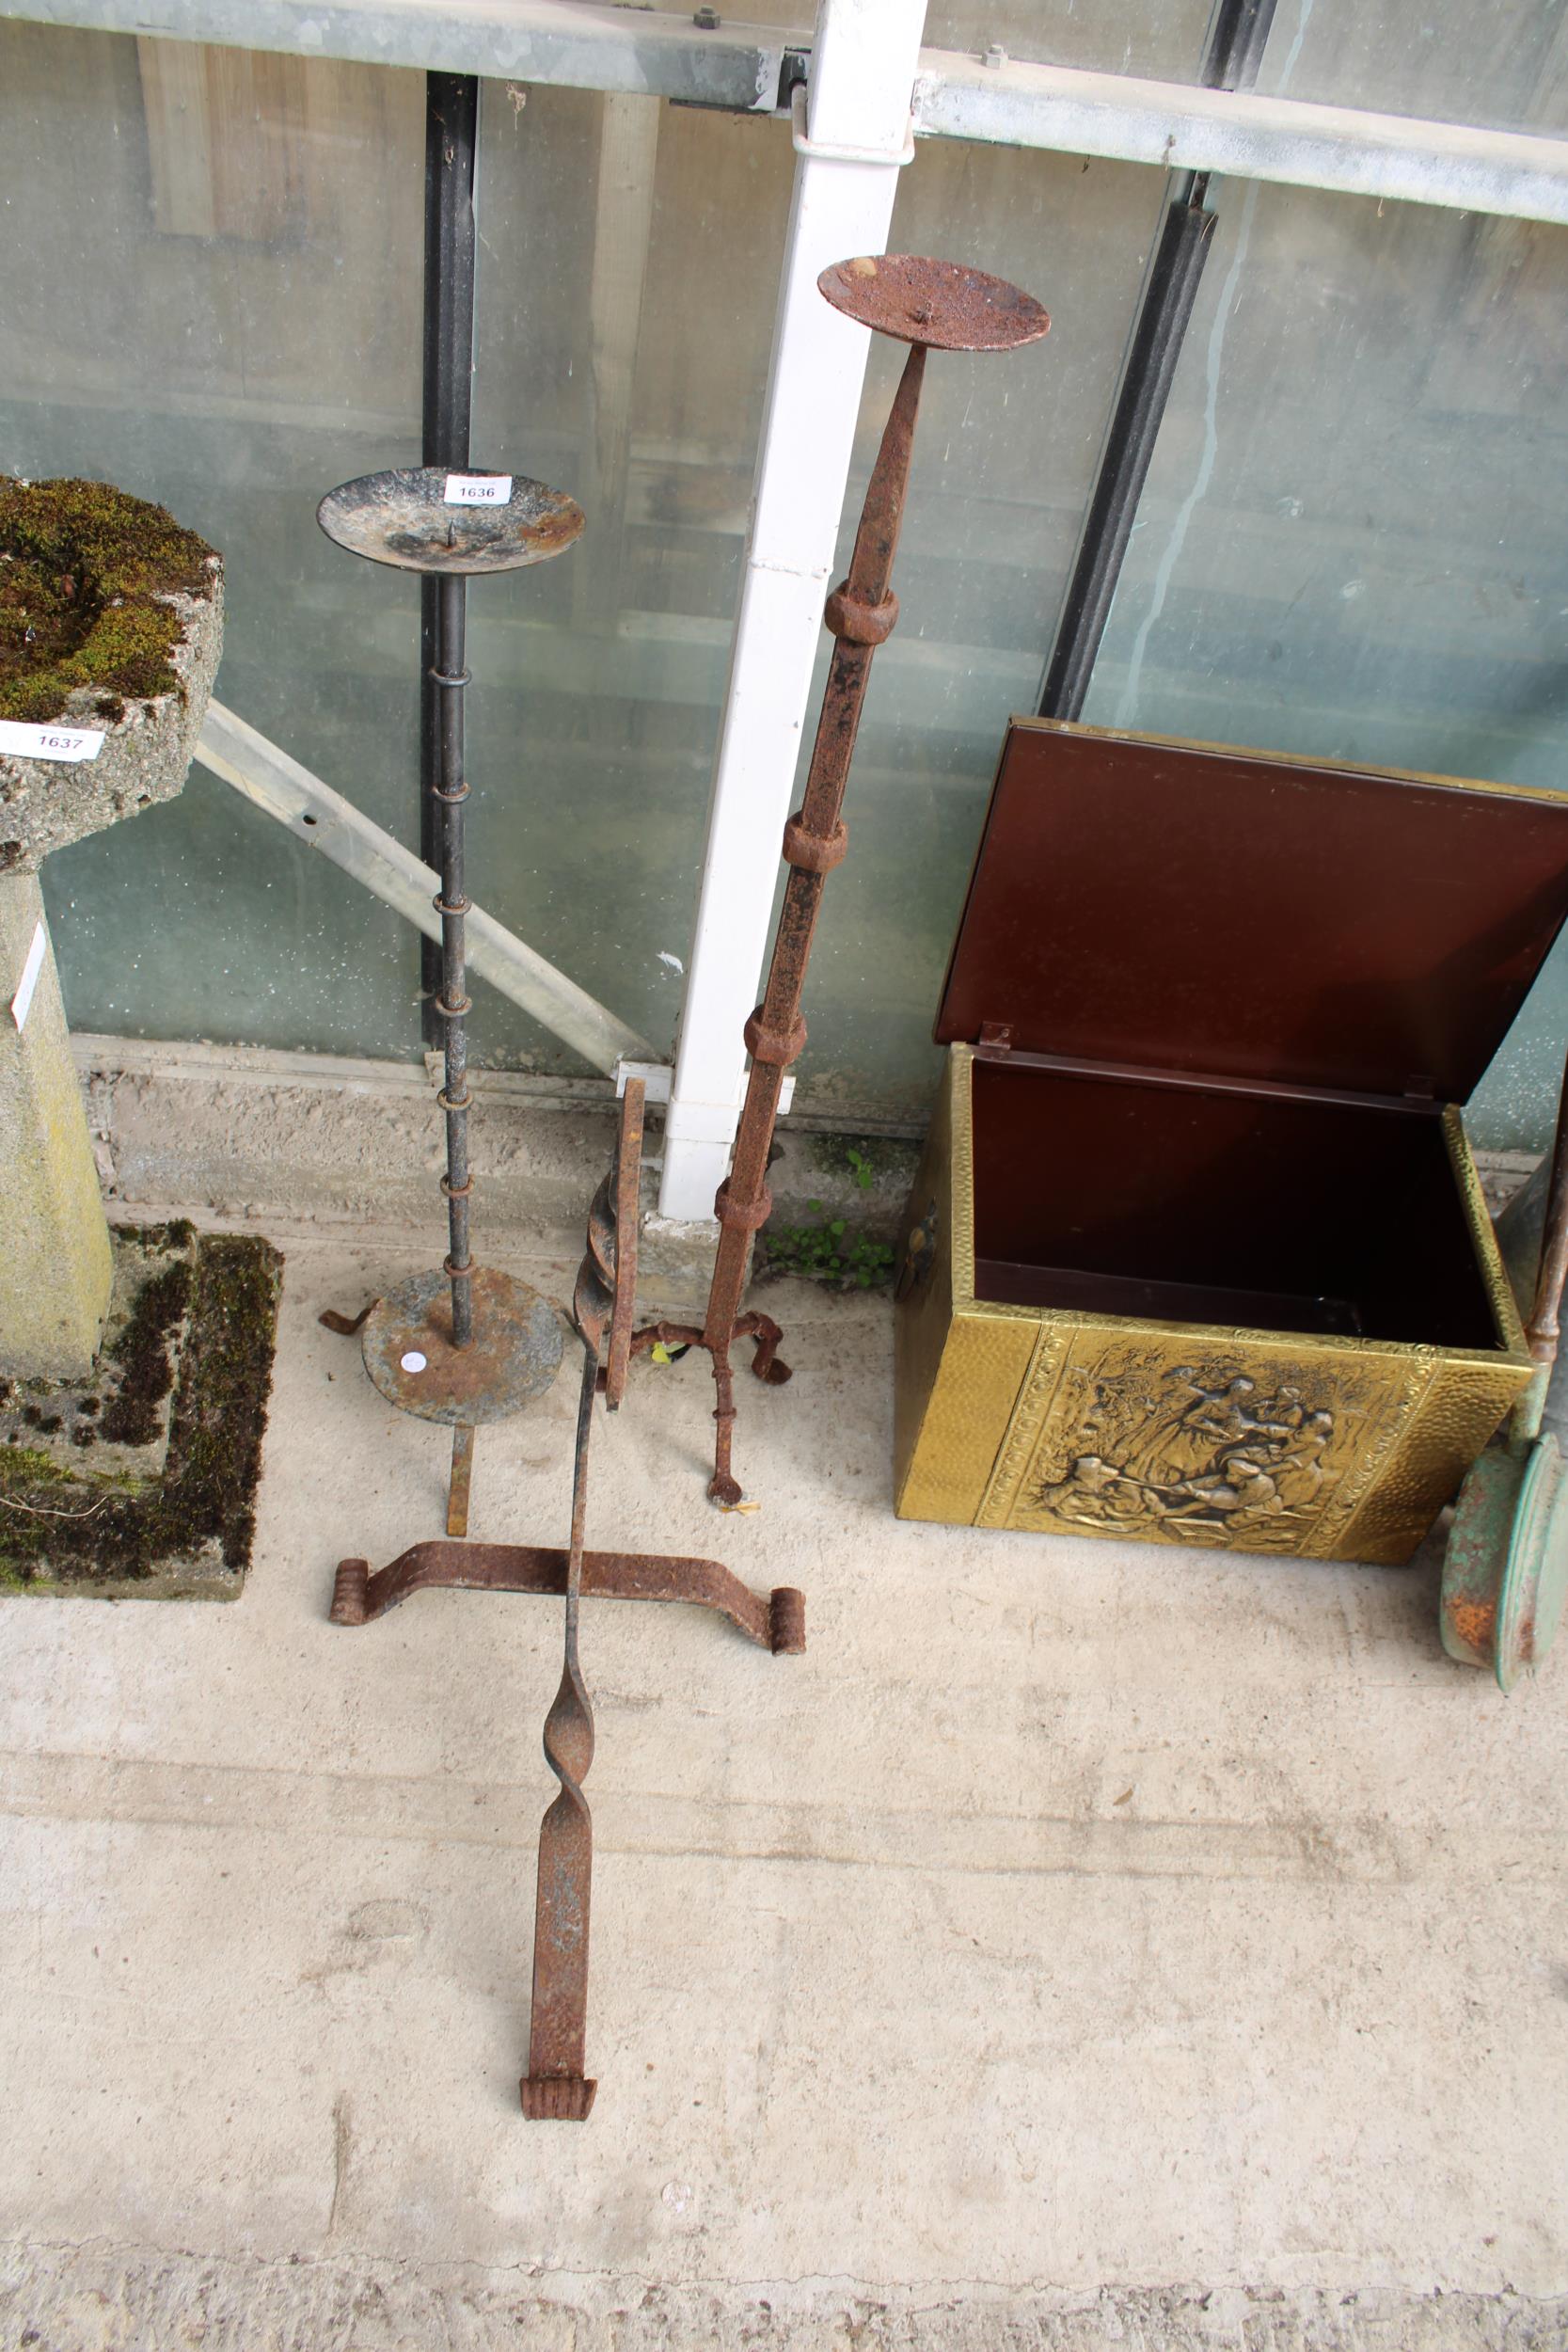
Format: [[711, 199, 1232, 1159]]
[[656, 0, 927, 1222]]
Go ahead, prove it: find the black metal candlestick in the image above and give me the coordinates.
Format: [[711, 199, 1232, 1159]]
[[317, 466, 585, 1528], [420, 72, 480, 1047], [433, 569, 474, 1343]]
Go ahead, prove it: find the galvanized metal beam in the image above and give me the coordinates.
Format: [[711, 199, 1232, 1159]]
[[2, 0, 788, 108], [911, 54, 1568, 226], [8, 0, 1568, 223], [195, 699, 656, 1075]]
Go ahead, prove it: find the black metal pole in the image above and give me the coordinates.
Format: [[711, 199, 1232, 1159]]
[[435, 571, 474, 1346], [1038, 203, 1213, 723], [1037, 0, 1278, 723], [1198, 0, 1275, 97], [420, 72, 479, 1047]]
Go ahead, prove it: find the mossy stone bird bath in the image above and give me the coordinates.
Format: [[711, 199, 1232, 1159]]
[[0, 476, 222, 873]]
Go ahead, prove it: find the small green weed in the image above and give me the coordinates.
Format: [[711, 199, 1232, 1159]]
[[760, 1200, 895, 1291]]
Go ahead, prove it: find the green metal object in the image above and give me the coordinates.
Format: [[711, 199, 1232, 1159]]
[[1441, 1046, 1568, 1690], [1442, 1421, 1568, 1690]]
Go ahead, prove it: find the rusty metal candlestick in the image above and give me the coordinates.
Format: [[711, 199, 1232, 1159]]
[[632, 255, 1050, 1503]]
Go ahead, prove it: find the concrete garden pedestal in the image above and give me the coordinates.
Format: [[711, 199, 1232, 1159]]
[[0, 479, 278, 1604], [0, 873, 113, 1377], [0, 476, 222, 1381]]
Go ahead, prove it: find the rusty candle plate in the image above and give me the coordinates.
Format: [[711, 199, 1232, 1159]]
[[817, 255, 1050, 353], [317, 467, 585, 575], [361, 1267, 565, 1424]]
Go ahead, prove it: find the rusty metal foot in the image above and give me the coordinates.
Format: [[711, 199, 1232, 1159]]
[[447, 1422, 475, 1537], [740, 1312, 792, 1386], [520, 2074, 597, 2121], [329, 1559, 370, 1625], [319, 1302, 374, 1337], [625, 1313, 793, 1390], [328, 1540, 805, 1651], [768, 1584, 806, 1652]]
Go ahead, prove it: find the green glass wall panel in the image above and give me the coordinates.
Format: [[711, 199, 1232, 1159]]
[[1252, 0, 1568, 137], [780, 140, 1171, 1120], [461, 87, 791, 1066], [5, 14, 1566, 1149], [1079, 173, 1568, 1148], [0, 24, 442, 1058]]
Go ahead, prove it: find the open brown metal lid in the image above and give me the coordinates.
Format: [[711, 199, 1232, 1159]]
[[935, 719, 1568, 1103]]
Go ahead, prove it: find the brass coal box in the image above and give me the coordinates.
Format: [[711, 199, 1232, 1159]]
[[894, 720, 1568, 1565]]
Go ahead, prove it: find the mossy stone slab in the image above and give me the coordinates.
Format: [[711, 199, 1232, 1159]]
[[0, 1227, 282, 1601], [0, 1224, 199, 1490]]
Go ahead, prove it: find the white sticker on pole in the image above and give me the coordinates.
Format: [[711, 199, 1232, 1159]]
[[0, 721, 105, 763], [443, 474, 512, 506], [10, 920, 46, 1032]]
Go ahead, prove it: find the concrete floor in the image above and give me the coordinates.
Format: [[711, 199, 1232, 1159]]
[[3, 1219, 1568, 2352]]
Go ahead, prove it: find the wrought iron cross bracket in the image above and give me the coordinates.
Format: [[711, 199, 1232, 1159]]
[[327, 1080, 806, 2120]]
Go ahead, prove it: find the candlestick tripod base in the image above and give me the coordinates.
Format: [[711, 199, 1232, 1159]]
[[360, 1267, 563, 1422]]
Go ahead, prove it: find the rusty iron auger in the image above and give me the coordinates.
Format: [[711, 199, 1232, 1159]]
[[626, 255, 1051, 1505], [330, 1078, 805, 2116], [518, 1077, 641, 2120]]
